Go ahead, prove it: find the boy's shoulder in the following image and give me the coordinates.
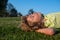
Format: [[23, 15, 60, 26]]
[[44, 12, 60, 28], [44, 13, 56, 28]]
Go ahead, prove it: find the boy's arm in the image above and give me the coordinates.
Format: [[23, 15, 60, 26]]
[[35, 28, 55, 35]]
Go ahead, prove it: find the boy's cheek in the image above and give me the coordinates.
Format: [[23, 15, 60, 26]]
[[27, 17, 32, 22]]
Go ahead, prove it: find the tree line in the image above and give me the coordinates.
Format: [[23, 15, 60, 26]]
[[0, 0, 34, 17]]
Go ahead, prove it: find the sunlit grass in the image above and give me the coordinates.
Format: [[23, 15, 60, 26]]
[[0, 17, 60, 40]]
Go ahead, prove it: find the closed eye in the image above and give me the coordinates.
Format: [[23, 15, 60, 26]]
[[30, 16, 34, 18], [30, 15, 34, 18]]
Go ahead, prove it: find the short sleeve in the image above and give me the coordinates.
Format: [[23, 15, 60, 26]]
[[44, 14, 55, 28]]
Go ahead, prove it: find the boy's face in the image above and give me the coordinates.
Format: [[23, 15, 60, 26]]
[[27, 12, 43, 26]]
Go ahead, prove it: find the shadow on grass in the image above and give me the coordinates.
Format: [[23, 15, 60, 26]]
[[55, 29, 60, 35]]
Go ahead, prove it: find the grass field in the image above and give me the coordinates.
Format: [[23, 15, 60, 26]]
[[0, 17, 60, 40]]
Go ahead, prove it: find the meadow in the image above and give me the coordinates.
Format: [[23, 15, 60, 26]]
[[0, 17, 60, 40]]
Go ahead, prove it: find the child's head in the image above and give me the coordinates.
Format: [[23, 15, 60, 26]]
[[27, 12, 44, 26], [20, 12, 44, 32]]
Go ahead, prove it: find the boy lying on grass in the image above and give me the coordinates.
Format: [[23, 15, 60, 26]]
[[20, 12, 60, 35]]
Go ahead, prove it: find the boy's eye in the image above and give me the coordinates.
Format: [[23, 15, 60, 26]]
[[30, 15, 34, 18]]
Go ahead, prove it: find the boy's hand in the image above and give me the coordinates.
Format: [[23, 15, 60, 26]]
[[35, 28, 55, 35]]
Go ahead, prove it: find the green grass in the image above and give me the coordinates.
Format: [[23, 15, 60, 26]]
[[0, 17, 60, 40]]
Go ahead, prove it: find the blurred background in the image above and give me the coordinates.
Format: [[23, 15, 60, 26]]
[[0, 0, 60, 17]]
